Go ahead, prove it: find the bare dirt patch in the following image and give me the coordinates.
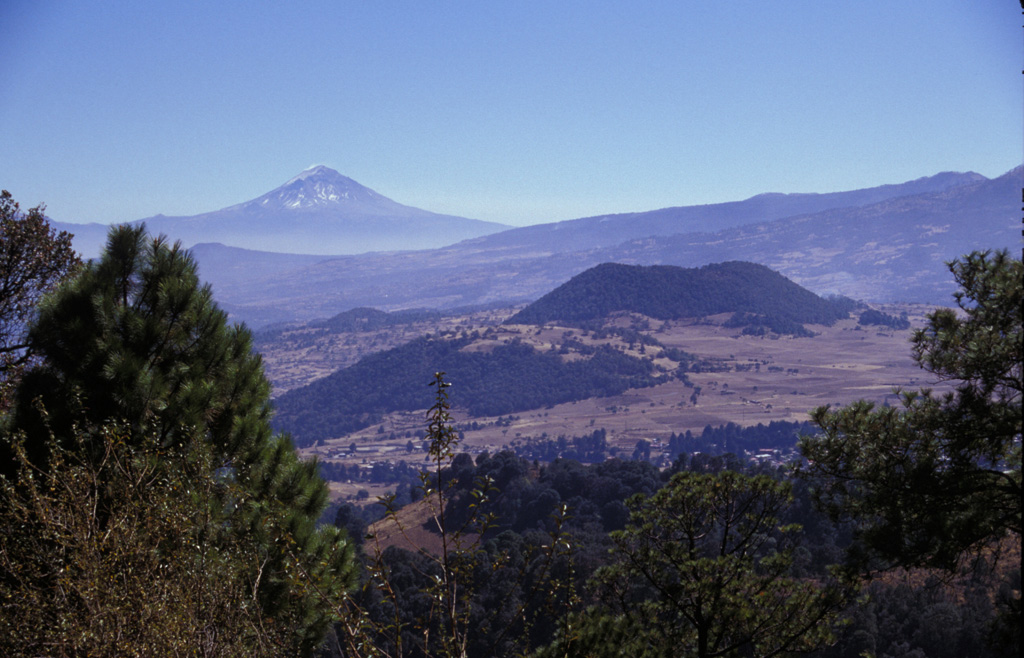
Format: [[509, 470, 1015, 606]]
[[364, 498, 480, 556]]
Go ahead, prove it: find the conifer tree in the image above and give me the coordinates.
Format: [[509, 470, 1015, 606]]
[[1, 225, 356, 656], [800, 250, 1021, 651], [800, 250, 1021, 570], [535, 470, 850, 658]]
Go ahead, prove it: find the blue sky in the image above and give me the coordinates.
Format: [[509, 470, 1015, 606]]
[[1, 1, 1019, 227]]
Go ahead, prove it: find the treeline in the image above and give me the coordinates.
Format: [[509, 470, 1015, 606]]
[[514, 428, 610, 463], [725, 311, 817, 337], [507, 261, 856, 330], [274, 336, 667, 446], [667, 420, 819, 457], [315, 306, 443, 332], [858, 308, 911, 330], [508, 420, 816, 464], [318, 458, 424, 487]]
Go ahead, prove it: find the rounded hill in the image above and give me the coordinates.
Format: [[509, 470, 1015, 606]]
[[506, 262, 855, 330]]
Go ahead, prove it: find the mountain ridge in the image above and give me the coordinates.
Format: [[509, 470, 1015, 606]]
[[47, 165, 1018, 327], [54, 167, 986, 260], [458, 169, 987, 255], [192, 165, 1019, 326]]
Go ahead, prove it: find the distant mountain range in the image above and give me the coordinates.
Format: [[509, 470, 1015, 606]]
[[468, 170, 987, 255], [53, 166, 510, 256], [49, 165, 1020, 327], [179, 166, 1019, 327]]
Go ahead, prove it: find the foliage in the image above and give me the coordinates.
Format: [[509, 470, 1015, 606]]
[[0, 225, 357, 655], [326, 438, 1011, 657], [506, 261, 852, 329], [275, 336, 665, 447], [800, 250, 1022, 649], [536, 471, 850, 658], [330, 373, 575, 657], [817, 557, 1016, 658], [857, 308, 910, 330], [0, 190, 81, 409], [0, 420, 299, 657], [800, 250, 1021, 572]]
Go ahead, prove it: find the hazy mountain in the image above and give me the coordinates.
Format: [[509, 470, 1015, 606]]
[[597, 165, 1022, 303], [48, 221, 112, 260], [188, 243, 329, 290], [194, 166, 1018, 327], [455, 170, 986, 255], [54, 166, 510, 257]]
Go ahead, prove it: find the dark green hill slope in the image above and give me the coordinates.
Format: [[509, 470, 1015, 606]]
[[273, 335, 666, 447], [315, 307, 442, 332], [507, 262, 854, 331]]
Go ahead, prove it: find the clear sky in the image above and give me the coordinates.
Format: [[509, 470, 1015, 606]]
[[1, 1, 1020, 227]]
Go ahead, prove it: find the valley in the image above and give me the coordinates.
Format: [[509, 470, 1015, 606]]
[[258, 301, 945, 503], [169, 165, 1021, 504]]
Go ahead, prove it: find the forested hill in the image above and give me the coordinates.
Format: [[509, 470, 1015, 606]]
[[315, 307, 442, 332], [273, 335, 667, 447], [507, 261, 854, 331]]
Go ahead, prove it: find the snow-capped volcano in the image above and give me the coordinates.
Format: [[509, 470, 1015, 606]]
[[111, 167, 511, 256], [238, 166, 393, 212]]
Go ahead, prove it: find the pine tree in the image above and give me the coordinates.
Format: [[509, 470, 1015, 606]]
[[800, 250, 1021, 571], [1, 225, 356, 656], [535, 471, 850, 658], [800, 250, 1021, 652]]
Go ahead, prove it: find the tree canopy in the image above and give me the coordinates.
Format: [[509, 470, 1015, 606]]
[[0, 190, 80, 409], [1, 225, 356, 656], [536, 470, 849, 658], [800, 250, 1022, 649], [800, 250, 1021, 571]]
